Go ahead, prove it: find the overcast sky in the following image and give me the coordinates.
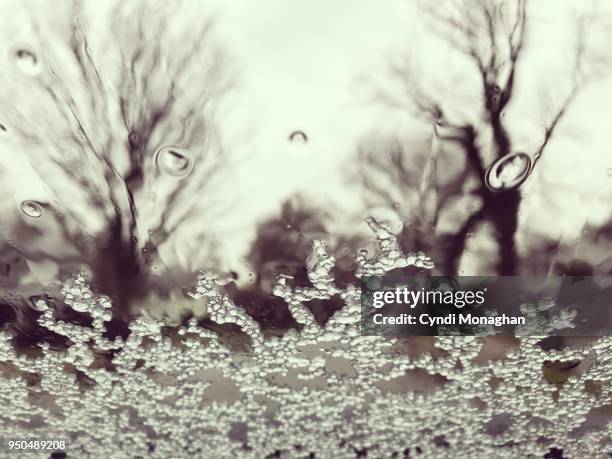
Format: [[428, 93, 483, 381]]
[[209, 0, 612, 238], [1, 0, 612, 279]]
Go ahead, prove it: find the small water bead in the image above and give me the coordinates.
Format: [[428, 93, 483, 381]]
[[71, 301, 90, 312], [537, 298, 556, 310], [12, 47, 42, 76], [211, 270, 236, 286], [288, 130, 308, 144], [154, 146, 194, 177], [485, 151, 532, 191], [20, 200, 43, 218], [29, 296, 51, 311]]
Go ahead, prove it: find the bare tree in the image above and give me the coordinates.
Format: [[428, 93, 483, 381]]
[[365, 0, 605, 275], [0, 1, 228, 339]]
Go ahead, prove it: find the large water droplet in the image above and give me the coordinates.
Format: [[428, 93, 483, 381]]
[[154, 146, 194, 177], [485, 151, 532, 191], [13, 47, 41, 76], [289, 130, 308, 144], [20, 200, 43, 218]]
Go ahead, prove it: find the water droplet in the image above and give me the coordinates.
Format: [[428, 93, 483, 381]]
[[71, 301, 89, 312], [606, 168, 612, 177], [29, 295, 51, 311], [20, 200, 43, 218], [13, 47, 41, 76], [289, 130, 308, 144], [485, 151, 532, 191], [154, 146, 194, 177]]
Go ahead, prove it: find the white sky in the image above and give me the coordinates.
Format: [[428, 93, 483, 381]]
[[208, 0, 612, 238], [1, 0, 612, 278]]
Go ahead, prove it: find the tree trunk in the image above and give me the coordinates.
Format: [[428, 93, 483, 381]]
[[91, 216, 146, 317], [484, 188, 521, 275], [436, 208, 485, 276]]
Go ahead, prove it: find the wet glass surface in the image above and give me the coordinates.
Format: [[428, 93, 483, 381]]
[[0, 0, 611, 457]]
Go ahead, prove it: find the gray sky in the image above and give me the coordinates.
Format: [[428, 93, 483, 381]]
[[208, 0, 612, 269], [1, 0, 612, 279]]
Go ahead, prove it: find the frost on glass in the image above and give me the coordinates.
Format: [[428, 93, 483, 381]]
[[1, 225, 610, 458]]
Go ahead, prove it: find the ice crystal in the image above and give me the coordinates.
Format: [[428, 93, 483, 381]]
[[0, 225, 610, 458], [517, 299, 578, 336]]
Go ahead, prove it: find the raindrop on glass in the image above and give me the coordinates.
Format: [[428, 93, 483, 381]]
[[13, 47, 42, 76], [289, 130, 308, 144], [71, 301, 89, 312], [154, 146, 194, 177], [29, 296, 51, 311], [537, 298, 556, 310], [485, 151, 532, 191], [20, 200, 43, 218]]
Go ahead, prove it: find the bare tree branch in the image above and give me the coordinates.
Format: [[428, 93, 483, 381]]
[[531, 2, 600, 168], [371, 0, 605, 275]]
